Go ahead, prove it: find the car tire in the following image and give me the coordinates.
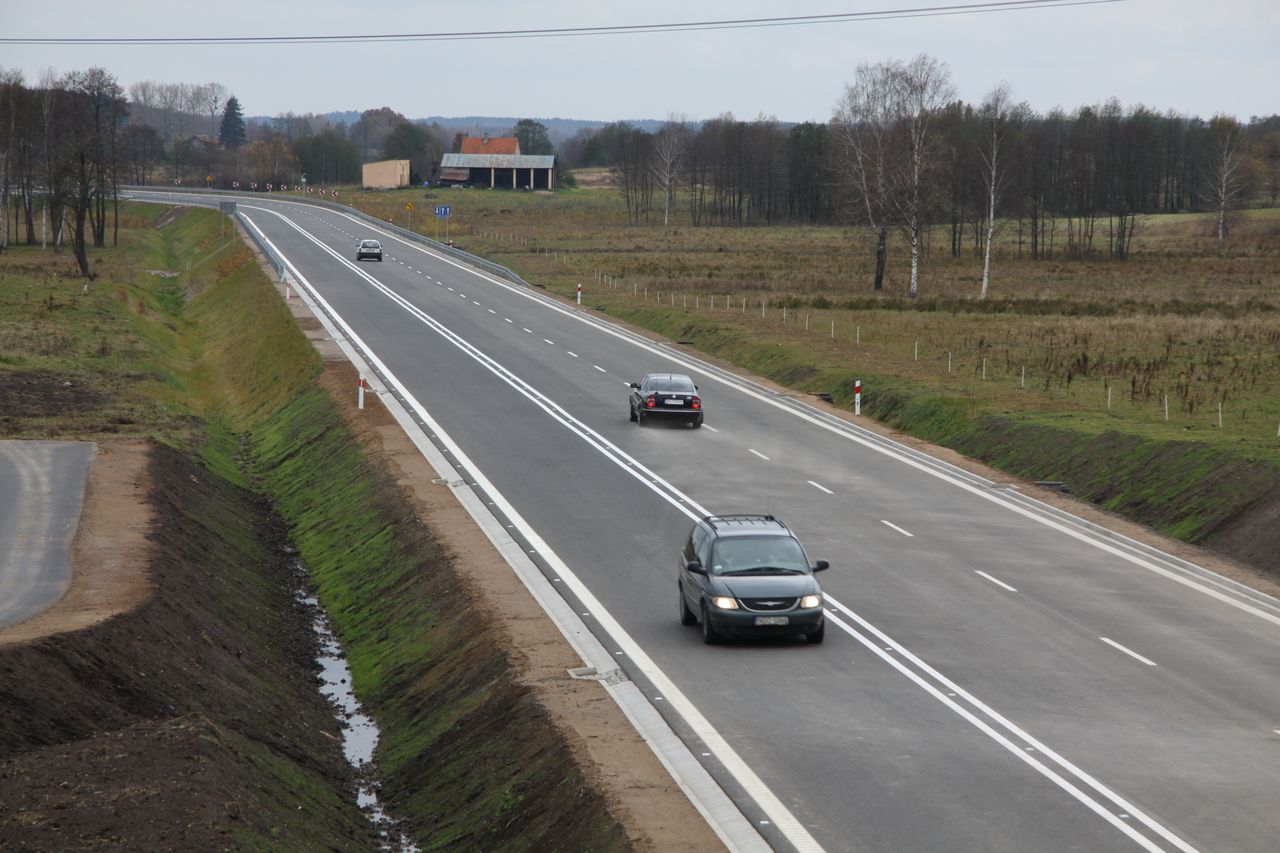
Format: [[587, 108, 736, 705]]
[[807, 622, 825, 645], [691, 415, 703, 429], [629, 404, 638, 422], [679, 583, 697, 626], [701, 604, 722, 645]]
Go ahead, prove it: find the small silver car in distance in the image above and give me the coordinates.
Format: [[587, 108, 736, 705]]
[[356, 239, 383, 261]]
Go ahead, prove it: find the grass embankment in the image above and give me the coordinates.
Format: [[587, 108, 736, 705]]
[[0, 205, 629, 850], [341, 186, 1280, 575]]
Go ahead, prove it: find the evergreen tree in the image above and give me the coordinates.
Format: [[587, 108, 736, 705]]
[[219, 96, 246, 148]]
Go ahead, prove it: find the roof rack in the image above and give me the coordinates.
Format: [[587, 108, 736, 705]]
[[703, 514, 782, 529]]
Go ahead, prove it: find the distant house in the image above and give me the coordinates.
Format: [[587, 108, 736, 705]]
[[184, 134, 221, 150], [439, 135, 556, 190], [362, 159, 411, 189]]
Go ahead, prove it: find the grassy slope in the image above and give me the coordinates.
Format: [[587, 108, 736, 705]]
[[182, 211, 629, 850]]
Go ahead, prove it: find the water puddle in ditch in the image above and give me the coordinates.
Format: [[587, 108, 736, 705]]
[[296, 573, 419, 853]]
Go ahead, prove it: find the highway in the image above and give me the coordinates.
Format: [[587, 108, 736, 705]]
[[135, 191, 1280, 852], [0, 441, 94, 629]]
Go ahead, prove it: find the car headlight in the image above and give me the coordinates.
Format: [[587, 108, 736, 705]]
[[800, 594, 823, 609], [711, 596, 739, 610]]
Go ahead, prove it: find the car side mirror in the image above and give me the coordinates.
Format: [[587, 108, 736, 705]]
[[685, 560, 706, 575], [629, 382, 640, 390], [812, 560, 830, 572]]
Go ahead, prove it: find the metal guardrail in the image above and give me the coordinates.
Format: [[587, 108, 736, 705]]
[[122, 185, 531, 289]]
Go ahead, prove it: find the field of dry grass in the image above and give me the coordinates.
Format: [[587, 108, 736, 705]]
[[343, 185, 1280, 461]]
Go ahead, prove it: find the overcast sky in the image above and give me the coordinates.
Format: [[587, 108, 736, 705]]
[[5, 1, 1278, 124]]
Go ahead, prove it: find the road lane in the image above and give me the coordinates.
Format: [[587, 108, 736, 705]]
[[0, 441, 94, 629]]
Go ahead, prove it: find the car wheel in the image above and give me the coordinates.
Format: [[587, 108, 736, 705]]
[[701, 604, 721, 645], [691, 416, 703, 429], [679, 583, 697, 626], [629, 403, 638, 422], [807, 622, 825, 644]]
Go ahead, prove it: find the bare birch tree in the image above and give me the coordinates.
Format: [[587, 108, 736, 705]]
[[198, 82, 226, 137], [834, 60, 899, 292], [1205, 115, 1248, 245], [978, 82, 1019, 299], [651, 119, 685, 227], [891, 54, 955, 299], [0, 68, 23, 252]]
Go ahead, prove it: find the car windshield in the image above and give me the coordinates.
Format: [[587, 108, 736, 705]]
[[361, 241, 379, 248], [648, 376, 695, 393], [709, 536, 808, 575]]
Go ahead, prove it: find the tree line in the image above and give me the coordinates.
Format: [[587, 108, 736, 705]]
[[577, 55, 1276, 294], [3, 58, 1275, 286]]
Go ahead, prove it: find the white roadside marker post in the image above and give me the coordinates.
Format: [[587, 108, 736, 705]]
[[576, 283, 582, 305], [854, 379, 862, 416], [358, 377, 366, 410]]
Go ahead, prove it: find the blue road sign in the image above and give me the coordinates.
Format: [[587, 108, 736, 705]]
[[434, 205, 452, 218]]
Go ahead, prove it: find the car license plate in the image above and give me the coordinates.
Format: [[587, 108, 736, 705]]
[[665, 398, 683, 405], [754, 616, 789, 626]]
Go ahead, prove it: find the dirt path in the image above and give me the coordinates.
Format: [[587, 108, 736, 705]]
[[0, 441, 154, 647]]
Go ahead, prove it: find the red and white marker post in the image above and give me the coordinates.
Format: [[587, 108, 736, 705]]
[[854, 379, 862, 416], [576, 283, 582, 305], [358, 376, 367, 410]]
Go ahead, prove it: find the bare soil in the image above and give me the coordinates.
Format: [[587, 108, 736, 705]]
[[0, 442, 379, 850]]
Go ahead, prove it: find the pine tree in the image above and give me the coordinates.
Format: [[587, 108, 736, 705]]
[[219, 96, 246, 149]]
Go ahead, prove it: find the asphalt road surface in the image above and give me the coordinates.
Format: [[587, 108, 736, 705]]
[[133, 191, 1280, 853], [0, 441, 94, 630]]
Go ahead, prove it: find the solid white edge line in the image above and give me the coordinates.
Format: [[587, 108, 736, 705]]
[[230, 201, 1197, 853], [1100, 638, 1158, 667], [823, 610, 1168, 853], [880, 520, 914, 537], [975, 570, 1018, 592], [241, 210, 817, 853], [807, 481, 834, 495]]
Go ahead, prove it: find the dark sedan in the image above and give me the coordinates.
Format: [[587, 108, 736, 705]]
[[629, 373, 703, 428]]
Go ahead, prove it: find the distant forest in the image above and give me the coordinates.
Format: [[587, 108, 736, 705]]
[[2, 61, 1276, 279]]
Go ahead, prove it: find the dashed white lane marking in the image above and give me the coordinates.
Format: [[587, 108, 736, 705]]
[[473, 301, 481, 306], [593, 365, 607, 373], [748, 448, 770, 461], [702, 425, 719, 432], [807, 480, 834, 495], [976, 570, 1018, 592], [544, 339, 555, 345], [1100, 638, 1157, 667], [505, 318, 513, 323], [881, 520, 914, 537], [566, 351, 579, 358], [446, 286, 454, 291], [488, 309, 496, 314], [523, 327, 533, 333]]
